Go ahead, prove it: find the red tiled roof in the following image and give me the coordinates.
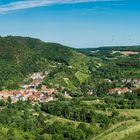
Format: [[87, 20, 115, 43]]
[[0, 90, 21, 95], [109, 87, 130, 94], [41, 86, 56, 94], [31, 80, 41, 85], [28, 95, 36, 101]]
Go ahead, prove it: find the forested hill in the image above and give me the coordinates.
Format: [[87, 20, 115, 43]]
[[1, 36, 139, 94], [0, 36, 99, 90]]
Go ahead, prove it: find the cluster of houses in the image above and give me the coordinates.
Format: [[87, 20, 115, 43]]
[[112, 51, 139, 56], [120, 51, 139, 55], [0, 72, 58, 103], [0, 86, 57, 103], [1, 71, 139, 102], [108, 87, 132, 94], [21, 72, 48, 89], [122, 78, 140, 84], [108, 77, 140, 95]]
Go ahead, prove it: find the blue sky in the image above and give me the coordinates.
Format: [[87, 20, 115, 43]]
[[0, 0, 140, 48]]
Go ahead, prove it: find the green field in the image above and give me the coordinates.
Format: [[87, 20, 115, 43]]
[[119, 109, 140, 119], [92, 109, 140, 140], [122, 130, 140, 140], [75, 71, 89, 83]]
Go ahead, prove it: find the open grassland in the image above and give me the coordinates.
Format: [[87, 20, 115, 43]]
[[100, 121, 140, 140], [122, 130, 140, 140], [75, 71, 89, 83], [63, 77, 76, 90], [92, 109, 140, 140], [118, 109, 140, 119], [93, 119, 140, 140]]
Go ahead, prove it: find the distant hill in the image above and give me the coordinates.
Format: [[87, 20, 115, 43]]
[[80, 45, 140, 53]]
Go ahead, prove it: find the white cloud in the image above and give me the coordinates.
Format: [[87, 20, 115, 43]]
[[0, 0, 116, 13]]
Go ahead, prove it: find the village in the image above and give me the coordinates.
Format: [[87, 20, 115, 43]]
[[0, 72, 58, 103], [108, 77, 140, 94], [0, 70, 140, 103]]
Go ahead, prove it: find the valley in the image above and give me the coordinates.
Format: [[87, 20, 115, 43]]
[[0, 36, 140, 140]]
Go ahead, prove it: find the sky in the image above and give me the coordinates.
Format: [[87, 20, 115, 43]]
[[0, 0, 140, 48]]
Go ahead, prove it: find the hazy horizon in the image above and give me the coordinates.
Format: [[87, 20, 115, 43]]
[[1, 34, 140, 49]]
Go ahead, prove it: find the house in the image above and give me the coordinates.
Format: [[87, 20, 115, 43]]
[[10, 96, 17, 103], [0, 90, 20, 99], [133, 78, 140, 84], [105, 79, 112, 83], [40, 95, 48, 102], [19, 96, 26, 101], [21, 84, 29, 89], [0, 90, 24, 103], [28, 95, 37, 101], [47, 96, 54, 102], [109, 87, 132, 94], [122, 78, 140, 84], [26, 88, 37, 92], [33, 91, 43, 100], [41, 85, 56, 95], [120, 51, 139, 55], [31, 80, 42, 87], [122, 78, 132, 83], [30, 72, 46, 80]]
